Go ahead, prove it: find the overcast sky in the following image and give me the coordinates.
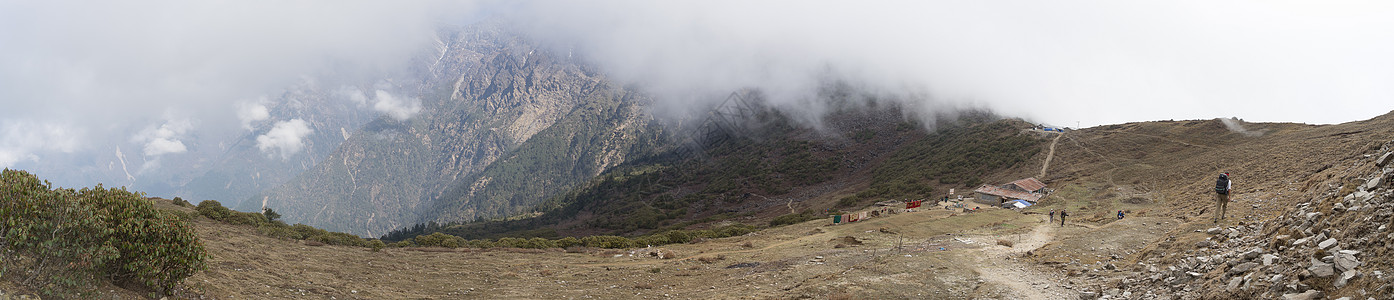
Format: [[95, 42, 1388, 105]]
[[3, 1, 1393, 178]]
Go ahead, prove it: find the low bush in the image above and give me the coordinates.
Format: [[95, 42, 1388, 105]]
[[309, 232, 370, 247], [415, 232, 465, 248], [171, 197, 190, 207], [369, 240, 386, 252], [1, 169, 207, 297], [80, 186, 207, 294], [770, 211, 820, 227], [195, 200, 232, 221]]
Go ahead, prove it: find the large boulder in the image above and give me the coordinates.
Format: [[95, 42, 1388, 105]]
[[1308, 258, 1335, 277], [1334, 250, 1361, 272], [1377, 151, 1392, 167]]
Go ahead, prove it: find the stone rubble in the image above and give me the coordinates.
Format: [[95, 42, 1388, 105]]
[[1074, 144, 1394, 300]]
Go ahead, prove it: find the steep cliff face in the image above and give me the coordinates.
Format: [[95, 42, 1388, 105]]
[[251, 24, 667, 236]]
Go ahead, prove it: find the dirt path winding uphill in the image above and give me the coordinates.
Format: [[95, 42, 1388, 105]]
[[1041, 132, 1063, 179], [972, 217, 1075, 299]]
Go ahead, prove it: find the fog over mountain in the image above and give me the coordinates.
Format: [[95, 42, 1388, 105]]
[[3, 0, 1392, 193]]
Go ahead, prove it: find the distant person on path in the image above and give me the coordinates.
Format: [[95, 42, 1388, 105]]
[[1059, 210, 1068, 227], [1117, 210, 1124, 220], [1214, 172, 1232, 223], [1049, 209, 1056, 223]]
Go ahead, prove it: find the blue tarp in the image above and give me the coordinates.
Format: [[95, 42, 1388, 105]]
[[1006, 200, 1033, 208]]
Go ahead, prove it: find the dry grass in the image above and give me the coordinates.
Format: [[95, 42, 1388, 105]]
[[564, 246, 599, 253], [499, 247, 546, 254], [996, 239, 1014, 247], [406, 247, 459, 253], [697, 254, 727, 264], [659, 250, 678, 259], [739, 241, 755, 248], [829, 291, 855, 300], [304, 240, 326, 246]]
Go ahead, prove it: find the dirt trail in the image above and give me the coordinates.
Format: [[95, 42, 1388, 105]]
[[1040, 132, 1063, 179], [972, 217, 1074, 299]]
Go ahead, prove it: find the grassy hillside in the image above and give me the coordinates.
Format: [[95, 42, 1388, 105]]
[[383, 108, 1049, 242]]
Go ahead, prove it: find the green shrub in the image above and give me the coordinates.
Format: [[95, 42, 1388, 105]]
[[308, 232, 369, 247], [770, 211, 819, 227], [414, 232, 463, 248], [1, 169, 116, 296], [580, 235, 638, 249], [171, 197, 190, 207], [262, 207, 281, 222], [224, 211, 269, 226], [257, 222, 302, 240], [555, 236, 582, 248], [195, 200, 231, 221], [369, 240, 386, 252], [77, 185, 208, 295], [290, 223, 327, 239], [0, 170, 207, 297]]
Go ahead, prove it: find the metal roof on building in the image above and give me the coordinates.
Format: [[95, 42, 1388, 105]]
[[973, 185, 1043, 202], [1008, 177, 1046, 192]]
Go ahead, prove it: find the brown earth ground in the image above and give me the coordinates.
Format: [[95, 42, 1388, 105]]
[[63, 111, 1394, 299]]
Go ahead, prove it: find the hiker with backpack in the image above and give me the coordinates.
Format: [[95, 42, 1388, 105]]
[[1059, 209, 1068, 227], [1214, 172, 1232, 223], [1049, 209, 1056, 223]]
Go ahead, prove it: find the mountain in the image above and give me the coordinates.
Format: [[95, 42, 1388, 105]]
[[381, 97, 1048, 241], [247, 23, 671, 236], [162, 80, 380, 206]]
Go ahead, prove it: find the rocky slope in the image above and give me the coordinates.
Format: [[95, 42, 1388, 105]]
[[1015, 112, 1394, 300], [248, 23, 668, 236], [1102, 144, 1394, 300]]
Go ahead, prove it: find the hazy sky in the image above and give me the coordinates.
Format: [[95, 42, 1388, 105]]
[[3, 1, 1393, 175]]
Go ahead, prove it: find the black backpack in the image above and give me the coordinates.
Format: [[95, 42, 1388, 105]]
[[1215, 175, 1229, 194]]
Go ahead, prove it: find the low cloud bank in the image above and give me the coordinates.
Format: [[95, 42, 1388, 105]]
[[256, 119, 314, 160]]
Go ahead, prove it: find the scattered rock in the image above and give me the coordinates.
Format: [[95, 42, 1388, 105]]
[[1262, 254, 1278, 266], [1079, 291, 1100, 300], [1334, 250, 1361, 272], [1317, 238, 1338, 250], [1377, 151, 1392, 167], [1281, 290, 1322, 300], [1333, 270, 1360, 288], [1195, 241, 1214, 248], [1226, 277, 1242, 291], [1230, 262, 1258, 274], [1308, 258, 1335, 277]]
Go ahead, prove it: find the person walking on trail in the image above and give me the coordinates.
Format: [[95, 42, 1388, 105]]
[[1059, 210, 1068, 227], [1117, 210, 1125, 220], [1214, 172, 1232, 223], [1049, 209, 1056, 223]]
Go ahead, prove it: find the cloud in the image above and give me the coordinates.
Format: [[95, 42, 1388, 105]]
[[507, 1, 1394, 127], [372, 90, 422, 121], [0, 120, 83, 168], [0, 1, 477, 186], [236, 99, 271, 130], [256, 119, 314, 160], [335, 86, 370, 107], [131, 119, 191, 157]]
